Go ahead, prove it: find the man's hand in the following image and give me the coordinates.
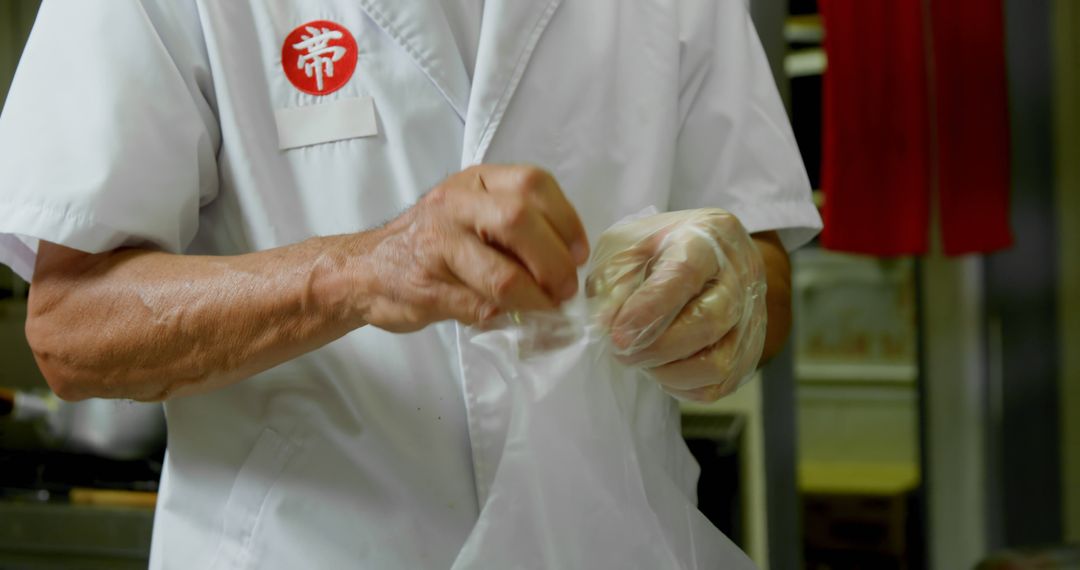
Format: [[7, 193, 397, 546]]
[[586, 209, 774, 402], [358, 164, 589, 332]]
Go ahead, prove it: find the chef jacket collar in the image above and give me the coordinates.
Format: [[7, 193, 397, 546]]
[[355, 0, 473, 121], [355, 0, 564, 166]]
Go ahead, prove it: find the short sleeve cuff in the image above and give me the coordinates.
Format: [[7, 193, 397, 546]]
[[0, 201, 136, 281], [727, 199, 823, 252]]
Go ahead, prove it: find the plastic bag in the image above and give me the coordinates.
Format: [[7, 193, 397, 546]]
[[450, 295, 756, 569]]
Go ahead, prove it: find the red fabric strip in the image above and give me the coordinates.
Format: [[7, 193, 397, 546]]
[[930, 0, 1013, 255], [820, 0, 932, 256]]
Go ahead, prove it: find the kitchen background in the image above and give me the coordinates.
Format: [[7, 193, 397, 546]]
[[1, 0, 1077, 569]]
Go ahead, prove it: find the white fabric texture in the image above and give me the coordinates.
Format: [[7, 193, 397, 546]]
[[0, 0, 219, 280], [440, 0, 484, 80], [0, 0, 821, 568]]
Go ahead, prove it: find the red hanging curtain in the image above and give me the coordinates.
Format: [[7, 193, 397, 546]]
[[820, 0, 1013, 256], [931, 0, 1013, 255]]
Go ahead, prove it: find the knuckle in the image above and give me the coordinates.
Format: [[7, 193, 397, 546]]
[[696, 212, 736, 238], [672, 259, 699, 279], [467, 305, 484, 325], [514, 165, 551, 193], [491, 269, 523, 300], [454, 294, 486, 325], [399, 305, 427, 329], [701, 208, 733, 225], [455, 307, 479, 326], [403, 283, 439, 315], [470, 302, 495, 324], [498, 197, 531, 230], [720, 214, 750, 239]]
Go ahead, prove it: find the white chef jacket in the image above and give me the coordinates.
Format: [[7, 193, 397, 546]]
[[440, 0, 484, 79], [0, 1, 822, 569]]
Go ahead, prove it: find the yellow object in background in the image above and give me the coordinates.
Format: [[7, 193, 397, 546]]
[[69, 489, 157, 510], [798, 461, 919, 496]]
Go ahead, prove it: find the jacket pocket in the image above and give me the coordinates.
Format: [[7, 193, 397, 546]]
[[274, 96, 378, 150], [211, 427, 301, 570]]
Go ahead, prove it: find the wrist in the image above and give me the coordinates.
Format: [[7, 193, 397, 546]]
[[306, 233, 379, 331]]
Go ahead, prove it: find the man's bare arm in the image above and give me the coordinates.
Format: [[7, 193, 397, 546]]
[[29, 237, 368, 402], [751, 230, 793, 365], [25, 165, 588, 402]]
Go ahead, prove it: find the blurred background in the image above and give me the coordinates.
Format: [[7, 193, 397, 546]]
[[0, 0, 1077, 568]]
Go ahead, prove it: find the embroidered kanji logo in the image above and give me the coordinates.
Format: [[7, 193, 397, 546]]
[[282, 20, 358, 96]]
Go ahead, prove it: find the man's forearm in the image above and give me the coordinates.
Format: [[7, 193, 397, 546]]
[[26, 236, 371, 402], [752, 231, 793, 365], [24, 165, 589, 403]]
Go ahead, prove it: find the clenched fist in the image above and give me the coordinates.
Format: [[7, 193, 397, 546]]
[[358, 164, 589, 332], [586, 209, 767, 401]]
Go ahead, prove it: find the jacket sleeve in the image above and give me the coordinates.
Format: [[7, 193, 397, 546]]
[[0, 0, 220, 280], [669, 0, 821, 251]]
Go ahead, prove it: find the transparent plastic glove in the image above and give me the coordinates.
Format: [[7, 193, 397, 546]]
[[586, 208, 767, 401]]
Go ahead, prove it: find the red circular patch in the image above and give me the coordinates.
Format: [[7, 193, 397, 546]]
[[281, 20, 358, 96]]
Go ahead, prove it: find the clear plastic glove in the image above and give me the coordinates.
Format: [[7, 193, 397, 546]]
[[586, 209, 767, 401]]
